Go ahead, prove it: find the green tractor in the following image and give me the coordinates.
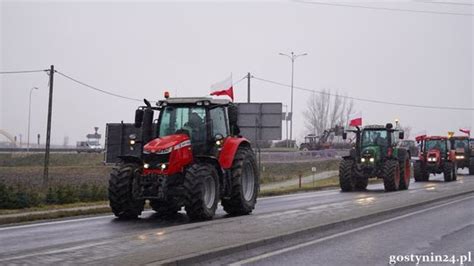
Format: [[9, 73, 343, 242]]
[[340, 123, 411, 192]]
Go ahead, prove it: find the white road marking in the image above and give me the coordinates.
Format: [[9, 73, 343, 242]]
[[0, 210, 154, 232], [0, 240, 113, 262], [230, 194, 474, 265]]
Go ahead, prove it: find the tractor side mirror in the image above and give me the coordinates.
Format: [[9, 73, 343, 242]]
[[399, 132, 404, 140], [342, 132, 347, 140], [386, 123, 393, 129], [134, 109, 144, 128]]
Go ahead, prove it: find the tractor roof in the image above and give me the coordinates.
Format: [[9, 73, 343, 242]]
[[157, 97, 230, 106], [415, 135, 448, 141], [451, 136, 469, 140], [363, 125, 387, 130]]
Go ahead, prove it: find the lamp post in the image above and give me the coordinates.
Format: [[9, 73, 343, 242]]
[[279, 52, 307, 148], [283, 104, 289, 147], [27, 87, 39, 151]]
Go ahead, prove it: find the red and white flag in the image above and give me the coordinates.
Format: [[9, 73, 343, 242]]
[[348, 112, 362, 127], [459, 128, 471, 136], [210, 75, 234, 101]]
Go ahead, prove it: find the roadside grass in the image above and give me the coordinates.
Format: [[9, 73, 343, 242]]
[[260, 159, 340, 184]]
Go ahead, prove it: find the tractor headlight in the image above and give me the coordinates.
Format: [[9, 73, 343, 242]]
[[428, 157, 436, 162], [143, 163, 150, 169], [130, 140, 136, 145], [369, 157, 375, 163], [160, 163, 167, 170], [361, 158, 366, 163], [456, 155, 465, 160]]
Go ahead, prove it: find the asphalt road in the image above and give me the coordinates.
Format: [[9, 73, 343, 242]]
[[208, 191, 474, 265], [0, 170, 473, 265]]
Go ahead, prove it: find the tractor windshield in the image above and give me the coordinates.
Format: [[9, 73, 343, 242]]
[[361, 130, 388, 147], [454, 139, 468, 151], [158, 106, 207, 144], [425, 140, 447, 153]]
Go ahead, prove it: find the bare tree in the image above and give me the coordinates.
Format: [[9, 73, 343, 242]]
[[304, 89, 356, 136]]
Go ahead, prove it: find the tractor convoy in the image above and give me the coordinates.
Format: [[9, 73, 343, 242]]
[[105, 93, 471, 220]]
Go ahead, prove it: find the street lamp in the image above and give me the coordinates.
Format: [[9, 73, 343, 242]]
[[27, 87, 39, 151], [283, 104, 289, 147], [279, 51, 307, 148]]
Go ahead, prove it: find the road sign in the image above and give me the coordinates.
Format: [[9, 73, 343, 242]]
[[236, 102, 282, 144]]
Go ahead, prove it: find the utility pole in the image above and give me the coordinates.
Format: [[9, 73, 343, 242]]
[[43, 65, 54, 187], [247, 72, 251, 103]]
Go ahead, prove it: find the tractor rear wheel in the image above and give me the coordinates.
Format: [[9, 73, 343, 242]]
[[414, 161, 429, 182], [443, 162, 454, 182], [399, 157, 411, 190], [222, 147, 259, 216], [469, 158, 474, 175], [150, 199, 181, 217], [339, 159, 355, 192], [184, 163, 219, 221], [382, 160, 400, 192], [108, 163, 144, 219]]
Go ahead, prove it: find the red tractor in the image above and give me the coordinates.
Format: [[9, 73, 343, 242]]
[[413, 135, 457, 182], [108, 96, 259, 221]]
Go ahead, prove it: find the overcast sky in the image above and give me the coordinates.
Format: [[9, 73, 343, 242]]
[[1, 0, 472, 146]]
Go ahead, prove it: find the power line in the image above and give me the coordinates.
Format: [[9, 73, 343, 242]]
[[252, 76, 474, 111], [415, 0, 474, 6], [55, 71, 142, 102], [295, 0, 474, 16], [0, 69, 49, 74]]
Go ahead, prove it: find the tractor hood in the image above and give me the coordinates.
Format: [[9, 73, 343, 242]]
[[427, 149, 441, 162], [143, 134, 190, 154], [361, 146, 380, 159]]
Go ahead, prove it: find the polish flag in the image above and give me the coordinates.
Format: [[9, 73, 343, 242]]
[[210, 75, 234, 101], [459, 128, 471, 136], [348, 112, 362, 127]]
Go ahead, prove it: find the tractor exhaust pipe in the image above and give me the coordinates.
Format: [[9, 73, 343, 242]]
[[142, 108, 154, 144]]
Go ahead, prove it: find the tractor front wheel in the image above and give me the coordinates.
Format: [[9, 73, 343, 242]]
[[184, 163, 219, 221], [339, 159, 355, 192], [399, 157, 411, 190], [443, 162, 454, 182], [222, 147, 259, 216], [469, 158, 474, 175], [382, 160, 400, 192], [108, 163, 144, 219], [414, 161, 429, 182]]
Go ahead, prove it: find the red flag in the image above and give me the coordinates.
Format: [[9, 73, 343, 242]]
[[349, 117, 362, 127], [460, 128, 471, 136], [210, 75, 234, 101], [210, 87, 234, 101]]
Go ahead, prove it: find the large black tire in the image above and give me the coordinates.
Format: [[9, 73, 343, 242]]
[[443, 162, 454, 182], [453, 162, 458, 181], [108, 163, 144, 219], [150, 199, 181, 217], [184, 163, 219, 221], [469, 158, 474, 175], [382, 160, 400, 192], [399, 156, 411, 190], [339, 159, 355, 192], [222, 147, 259, 215], [413, 161, 429, 182]]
